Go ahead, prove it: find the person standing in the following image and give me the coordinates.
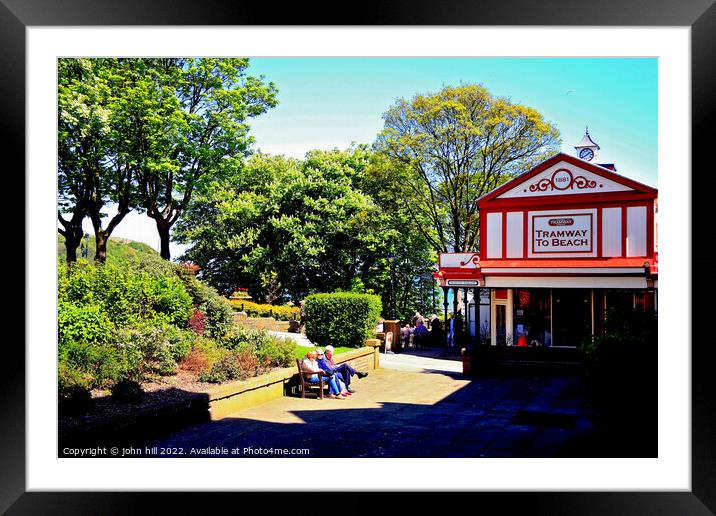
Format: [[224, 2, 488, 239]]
[[429, 314, 443, 348], [299, 300, 306, 331]]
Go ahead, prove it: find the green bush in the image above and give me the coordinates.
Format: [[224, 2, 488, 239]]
[[58, 300, 124, 389], [181, 274, 234, 339], [113, 320, 195, 379], [304, 292, 382, 347], [253, 335, 296, 367], [59, 259, 192, 327], [222, 326, 296, 368], [197, 349, 262, 383], [58, 361, 93, 403]]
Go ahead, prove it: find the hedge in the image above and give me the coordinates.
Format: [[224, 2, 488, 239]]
[[304, 292, 382, 348], [228, 299, 300, 321]]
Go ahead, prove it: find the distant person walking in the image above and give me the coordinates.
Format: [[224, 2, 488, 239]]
[[299, 300, 306, 331]]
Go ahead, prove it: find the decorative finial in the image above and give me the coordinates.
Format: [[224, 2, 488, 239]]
[[586, 125, 589, 135]]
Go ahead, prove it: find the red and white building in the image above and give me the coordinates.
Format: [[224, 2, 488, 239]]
[[435, 131, 658, 347]]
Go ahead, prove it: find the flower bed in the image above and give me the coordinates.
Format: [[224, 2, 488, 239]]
[[58, 343, 381, 450]]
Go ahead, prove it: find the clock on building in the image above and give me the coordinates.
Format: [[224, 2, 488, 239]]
[[579, 147, 594, 161], [574, 127, 600, 162]]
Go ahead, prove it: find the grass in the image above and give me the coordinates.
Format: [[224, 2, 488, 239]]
[[294, 346, 354, 359], [58, 234, 159, 263]]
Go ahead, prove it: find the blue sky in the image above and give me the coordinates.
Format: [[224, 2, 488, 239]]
[[91, 57, 657, 257], [247, 57, 657, 186]]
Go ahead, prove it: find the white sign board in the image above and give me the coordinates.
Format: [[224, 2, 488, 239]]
[[528, 208, 597, 258], [439, 253, 480, 268], [447, 279, 480, 287]]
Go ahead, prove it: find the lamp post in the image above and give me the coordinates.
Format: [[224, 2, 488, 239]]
[[387, 252, 395, 319]]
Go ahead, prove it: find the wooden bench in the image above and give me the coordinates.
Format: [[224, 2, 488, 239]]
[[296, 359, 325, 399]]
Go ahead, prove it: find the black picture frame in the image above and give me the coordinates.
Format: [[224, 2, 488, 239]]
[[4, 0, 714, 513]]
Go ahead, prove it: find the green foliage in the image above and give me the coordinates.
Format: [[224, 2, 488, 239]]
[[58, 299, 115, 350], [222, 326, 297, 368], [197, 348, 264, 383], [177, 145, 441, 319], [57, 234, 160, 264], [59, 258, 192, 327], [178, 271, 234, 338], [374, 84, 560, 254], [580, 307, 657, 363], [294, 346, 353, 360], [581, 307, 657, 440], [304, 293, 382, 347], [229, 299, 299, 321], [57, 300, 124, 389], [114, 320, 195, 379], [253, 336, 296, 368], [176, 147, 389, 300]]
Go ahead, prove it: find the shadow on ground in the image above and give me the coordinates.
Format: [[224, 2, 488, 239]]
[[136, 371, 656, 458]]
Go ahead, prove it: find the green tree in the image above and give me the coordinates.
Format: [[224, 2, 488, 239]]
[[176, 147, 389, 301], [116, 58, 278, 260], [374, 84, 560, 254], [58, 58, 117, 263], [360, 153, 439, 320]]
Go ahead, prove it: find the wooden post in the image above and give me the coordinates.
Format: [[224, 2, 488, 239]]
[[442, 287, 449, 348]]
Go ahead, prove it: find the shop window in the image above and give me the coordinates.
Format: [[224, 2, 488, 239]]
[[552, 289, 592, 347], [512, 289, 551, 347]]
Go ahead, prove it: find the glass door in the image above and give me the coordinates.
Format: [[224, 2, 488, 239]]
[[552, 289, 592, 347]]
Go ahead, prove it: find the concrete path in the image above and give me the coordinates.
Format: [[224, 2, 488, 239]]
[[267, 330, 315, 347], [379, 349, 462, 374], [142, 364, 598, 458]]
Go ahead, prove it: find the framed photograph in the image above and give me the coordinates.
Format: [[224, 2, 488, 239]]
[[6, 0, 714, 513]]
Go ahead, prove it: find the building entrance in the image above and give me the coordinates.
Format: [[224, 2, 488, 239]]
[[552, 289, 592, 347]]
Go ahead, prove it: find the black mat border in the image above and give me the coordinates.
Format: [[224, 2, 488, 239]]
[[4, 0, 714, 513]]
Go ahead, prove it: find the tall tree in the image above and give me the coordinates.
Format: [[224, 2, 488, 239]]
[[176, 145, 439, 320], [120, 58, 278, 260], [175, 148, 389, 301], [374, 84, 560, 253], [58, 59, 111, 262], [58, 58, 147, 263]]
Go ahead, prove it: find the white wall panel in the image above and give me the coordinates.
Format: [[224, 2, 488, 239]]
[[602, 207, 622, 257], [486, 212, 503, 259], [505, 212, 524, 258], [627, 206, 647, 257]]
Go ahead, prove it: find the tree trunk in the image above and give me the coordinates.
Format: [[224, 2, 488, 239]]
[[157, 220, 171, 260], [63, 230, 83, 264], [58, 211, 85, 264], [94, 232, 109, 263]]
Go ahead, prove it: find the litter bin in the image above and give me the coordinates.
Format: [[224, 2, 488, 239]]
[[383, 320, 400, 351]]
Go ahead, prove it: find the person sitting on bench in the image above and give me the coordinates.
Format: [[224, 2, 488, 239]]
[[301, 349, 348, 399], [317, 346, 368, 394]]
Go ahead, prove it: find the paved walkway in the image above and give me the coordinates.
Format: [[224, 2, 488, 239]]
[[267, 330, 315, 346], [143, 358, 598, 457], [379, 348, 463, 374]]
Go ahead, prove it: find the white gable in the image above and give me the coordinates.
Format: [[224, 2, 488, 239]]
[[498, 160, 633, 199]]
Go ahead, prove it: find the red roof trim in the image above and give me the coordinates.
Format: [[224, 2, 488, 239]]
[[476, 153, 657, 206]]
